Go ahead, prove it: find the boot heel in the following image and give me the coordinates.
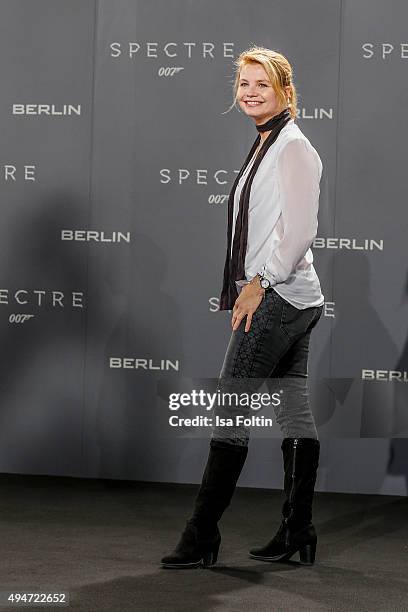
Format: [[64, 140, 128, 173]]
[[202, 539, 221, 567], [299, 540, 316, 565]]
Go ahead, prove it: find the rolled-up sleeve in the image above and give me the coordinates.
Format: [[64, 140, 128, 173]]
[[261, 138, 322, 286]]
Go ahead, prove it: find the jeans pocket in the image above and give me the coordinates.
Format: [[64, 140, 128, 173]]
[[280, 301, 320, 339]]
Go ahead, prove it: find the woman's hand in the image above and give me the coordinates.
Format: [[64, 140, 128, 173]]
[[231, 278, 265, 332]]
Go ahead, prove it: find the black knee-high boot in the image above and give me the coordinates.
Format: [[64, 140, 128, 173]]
[[249, 437, 320, 565], [161, 438, 248, 568]]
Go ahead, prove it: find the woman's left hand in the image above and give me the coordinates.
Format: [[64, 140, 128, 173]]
[[231, 281, 265, 332]]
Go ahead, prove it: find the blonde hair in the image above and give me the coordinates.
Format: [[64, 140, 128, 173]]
[[224, 45, 298, 119]]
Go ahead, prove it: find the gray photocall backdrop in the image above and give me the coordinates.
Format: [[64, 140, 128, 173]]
[[0, 0, 407, 495]]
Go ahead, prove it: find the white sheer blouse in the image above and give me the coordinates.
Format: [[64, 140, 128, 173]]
[[231, 120, 324, 309]]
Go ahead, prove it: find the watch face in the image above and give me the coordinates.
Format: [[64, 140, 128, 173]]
[[260, 278, 270, 289]]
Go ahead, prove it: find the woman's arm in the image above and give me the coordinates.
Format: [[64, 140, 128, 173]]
[[260, 138, 322, 286]]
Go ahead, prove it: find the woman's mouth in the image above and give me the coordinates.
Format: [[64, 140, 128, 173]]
[[245, 101, 263, 107]]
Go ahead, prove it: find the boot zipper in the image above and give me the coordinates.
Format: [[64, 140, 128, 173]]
[[285, 438, 298, 547]]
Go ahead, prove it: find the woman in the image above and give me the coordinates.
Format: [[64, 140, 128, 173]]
[[161, 46, 324, 568]]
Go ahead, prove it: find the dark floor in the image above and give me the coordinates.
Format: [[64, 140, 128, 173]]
[[0, 473, 407, 611]]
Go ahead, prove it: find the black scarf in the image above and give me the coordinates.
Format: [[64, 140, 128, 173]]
[[219, 107, 292, 311]]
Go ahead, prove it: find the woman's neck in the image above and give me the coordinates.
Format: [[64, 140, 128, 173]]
[[259, 131, 271, 144]]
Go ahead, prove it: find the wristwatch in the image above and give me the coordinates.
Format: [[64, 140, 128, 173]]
[[250, 273, 271, 290], [259, 275, 271, 290]]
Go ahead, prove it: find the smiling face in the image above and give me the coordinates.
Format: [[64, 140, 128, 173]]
[[237, 62, 289, 126]]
